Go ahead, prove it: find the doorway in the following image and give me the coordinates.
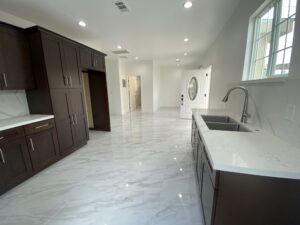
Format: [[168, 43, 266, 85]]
[[128, 76, 141, 112], [82, 71, 111, 131], [180, 66, 212, 119]]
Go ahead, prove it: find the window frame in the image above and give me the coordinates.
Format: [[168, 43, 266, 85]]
[[244, 0, 297, 82]]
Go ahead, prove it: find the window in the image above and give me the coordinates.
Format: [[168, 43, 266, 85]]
[[245, 0, 298, 81]]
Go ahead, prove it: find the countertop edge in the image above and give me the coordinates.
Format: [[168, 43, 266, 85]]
[[192, 109, 300, 180], [0, 115, 55, 132]]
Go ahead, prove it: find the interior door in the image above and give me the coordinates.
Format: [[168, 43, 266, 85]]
[[42, 33, 67, 89], [62, 41, 82, 88], [69, 89, 88, 145], [180, 67, 212, 119], [50, 89, 76, 155]]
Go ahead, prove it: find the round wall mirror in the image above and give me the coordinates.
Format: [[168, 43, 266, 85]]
[[188, 77, 198, 101]]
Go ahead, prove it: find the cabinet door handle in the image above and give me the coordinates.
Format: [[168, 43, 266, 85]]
[[29, 138, 35, 152], [63, 76, 69, 86], [0, 137, 4, 141], [2, 73, 7, 88], [35, 123, 49, 129], [68, 76, 72, 87], [0, 148, 5, 164], [74, 114, 78, 125]]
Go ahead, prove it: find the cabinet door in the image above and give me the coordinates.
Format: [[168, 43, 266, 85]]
[[80, 46, 93, 69], [62, 41, 82, 88], [93, 51, 105, 71], [69, 89, 88, 145], [0, 159, 6, 194], [201, 162, 216, 225], [42, 33, 67, 89], [0, 27, 34, 90], [50, 89, 76, 155], [0, 137, 32, 190], [27, 129, 59, 172]]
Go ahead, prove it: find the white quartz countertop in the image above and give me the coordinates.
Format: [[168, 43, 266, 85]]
[[0, 114, 54, 132], [192, 109, 300, 180]]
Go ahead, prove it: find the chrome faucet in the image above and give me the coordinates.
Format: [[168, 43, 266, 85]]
[[222, 86, 250, 123]]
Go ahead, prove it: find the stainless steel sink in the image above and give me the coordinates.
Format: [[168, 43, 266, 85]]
[[202, 115, 251, 132], [201, 115, 237, 124]]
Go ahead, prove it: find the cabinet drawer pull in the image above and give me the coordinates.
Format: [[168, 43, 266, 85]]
[[2, 73, 8, 88], [34, 123, 49, 129], [0, 148, 5, 164], [30, 138, 35, 151], [68, 76, 72, 87]]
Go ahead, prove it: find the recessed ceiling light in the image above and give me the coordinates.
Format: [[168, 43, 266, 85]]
[[184, 53, 188, 56], [176, 59, 180, 62], [78, 21, 86, 27], [184, 38, 189, 42], [135, 56, 139, 60], [117, 45, 122, 49], [184, 1, 193, 9]]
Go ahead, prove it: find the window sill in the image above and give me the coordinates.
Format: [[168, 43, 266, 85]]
[[240, 76, 288, 85]]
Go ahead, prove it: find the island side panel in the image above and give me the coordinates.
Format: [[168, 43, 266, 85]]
[[214, 171, 300, 225]]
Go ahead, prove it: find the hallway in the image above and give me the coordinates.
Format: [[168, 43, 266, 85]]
[[0, 109, 203, 225]]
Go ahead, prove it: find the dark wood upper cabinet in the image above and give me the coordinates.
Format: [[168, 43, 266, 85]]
[[26, 128, 59, 172], [62, 41, 82, 88], [0, 137, 32, 191], [0, 22, 34, 90], [79, 46, 93, 69], [41, 33, 67, 89], [93, 51, 106, 71], [79, 46, 106, 72]]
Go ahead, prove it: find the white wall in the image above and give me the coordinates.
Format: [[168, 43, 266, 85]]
[[201, 0, 300, 148], [124, 60, 154, 113], [159, 67, 182, 108], [105, 59, 123, 115], [153, 61, 161, 112]]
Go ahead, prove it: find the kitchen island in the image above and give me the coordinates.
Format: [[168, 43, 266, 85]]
[[192, 109, 300, 225]]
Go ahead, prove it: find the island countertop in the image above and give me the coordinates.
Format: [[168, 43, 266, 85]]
[[192, 109, 300, 180]]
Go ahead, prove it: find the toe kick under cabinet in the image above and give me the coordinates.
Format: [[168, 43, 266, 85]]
[[0, 119, 59, 195], [191, 116, 300, 225]]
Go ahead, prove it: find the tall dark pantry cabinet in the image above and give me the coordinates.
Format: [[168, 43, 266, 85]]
[[26, 27, 90, 156]]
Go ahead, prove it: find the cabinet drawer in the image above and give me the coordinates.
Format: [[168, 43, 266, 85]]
[[24, 119, 55, 135], [0, 127, 24, 143]]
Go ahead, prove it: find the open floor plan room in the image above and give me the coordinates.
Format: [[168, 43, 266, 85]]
[[0, 0, 300, 225]]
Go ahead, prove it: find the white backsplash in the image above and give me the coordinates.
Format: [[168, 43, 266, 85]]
[[0, 90, 29, 120]]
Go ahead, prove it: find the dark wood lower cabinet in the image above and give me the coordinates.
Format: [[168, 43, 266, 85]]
[[201, 162, 217, 225], [0, 137, 32, 192], [0, 119, 60, 195], [26, 129, 59, 172], [192, 117, 300, 225]]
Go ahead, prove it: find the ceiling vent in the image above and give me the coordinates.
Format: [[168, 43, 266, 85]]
[[111, 49, 129, 54], [113, 1, 129, 12]]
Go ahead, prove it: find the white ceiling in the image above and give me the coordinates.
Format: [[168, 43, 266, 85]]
[[0, 0, 240, 66]]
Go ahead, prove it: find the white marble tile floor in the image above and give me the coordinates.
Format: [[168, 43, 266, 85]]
[[0, 108, 203, 225]]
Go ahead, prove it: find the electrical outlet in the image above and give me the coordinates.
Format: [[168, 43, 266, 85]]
[[285, 104, 296, 121]]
